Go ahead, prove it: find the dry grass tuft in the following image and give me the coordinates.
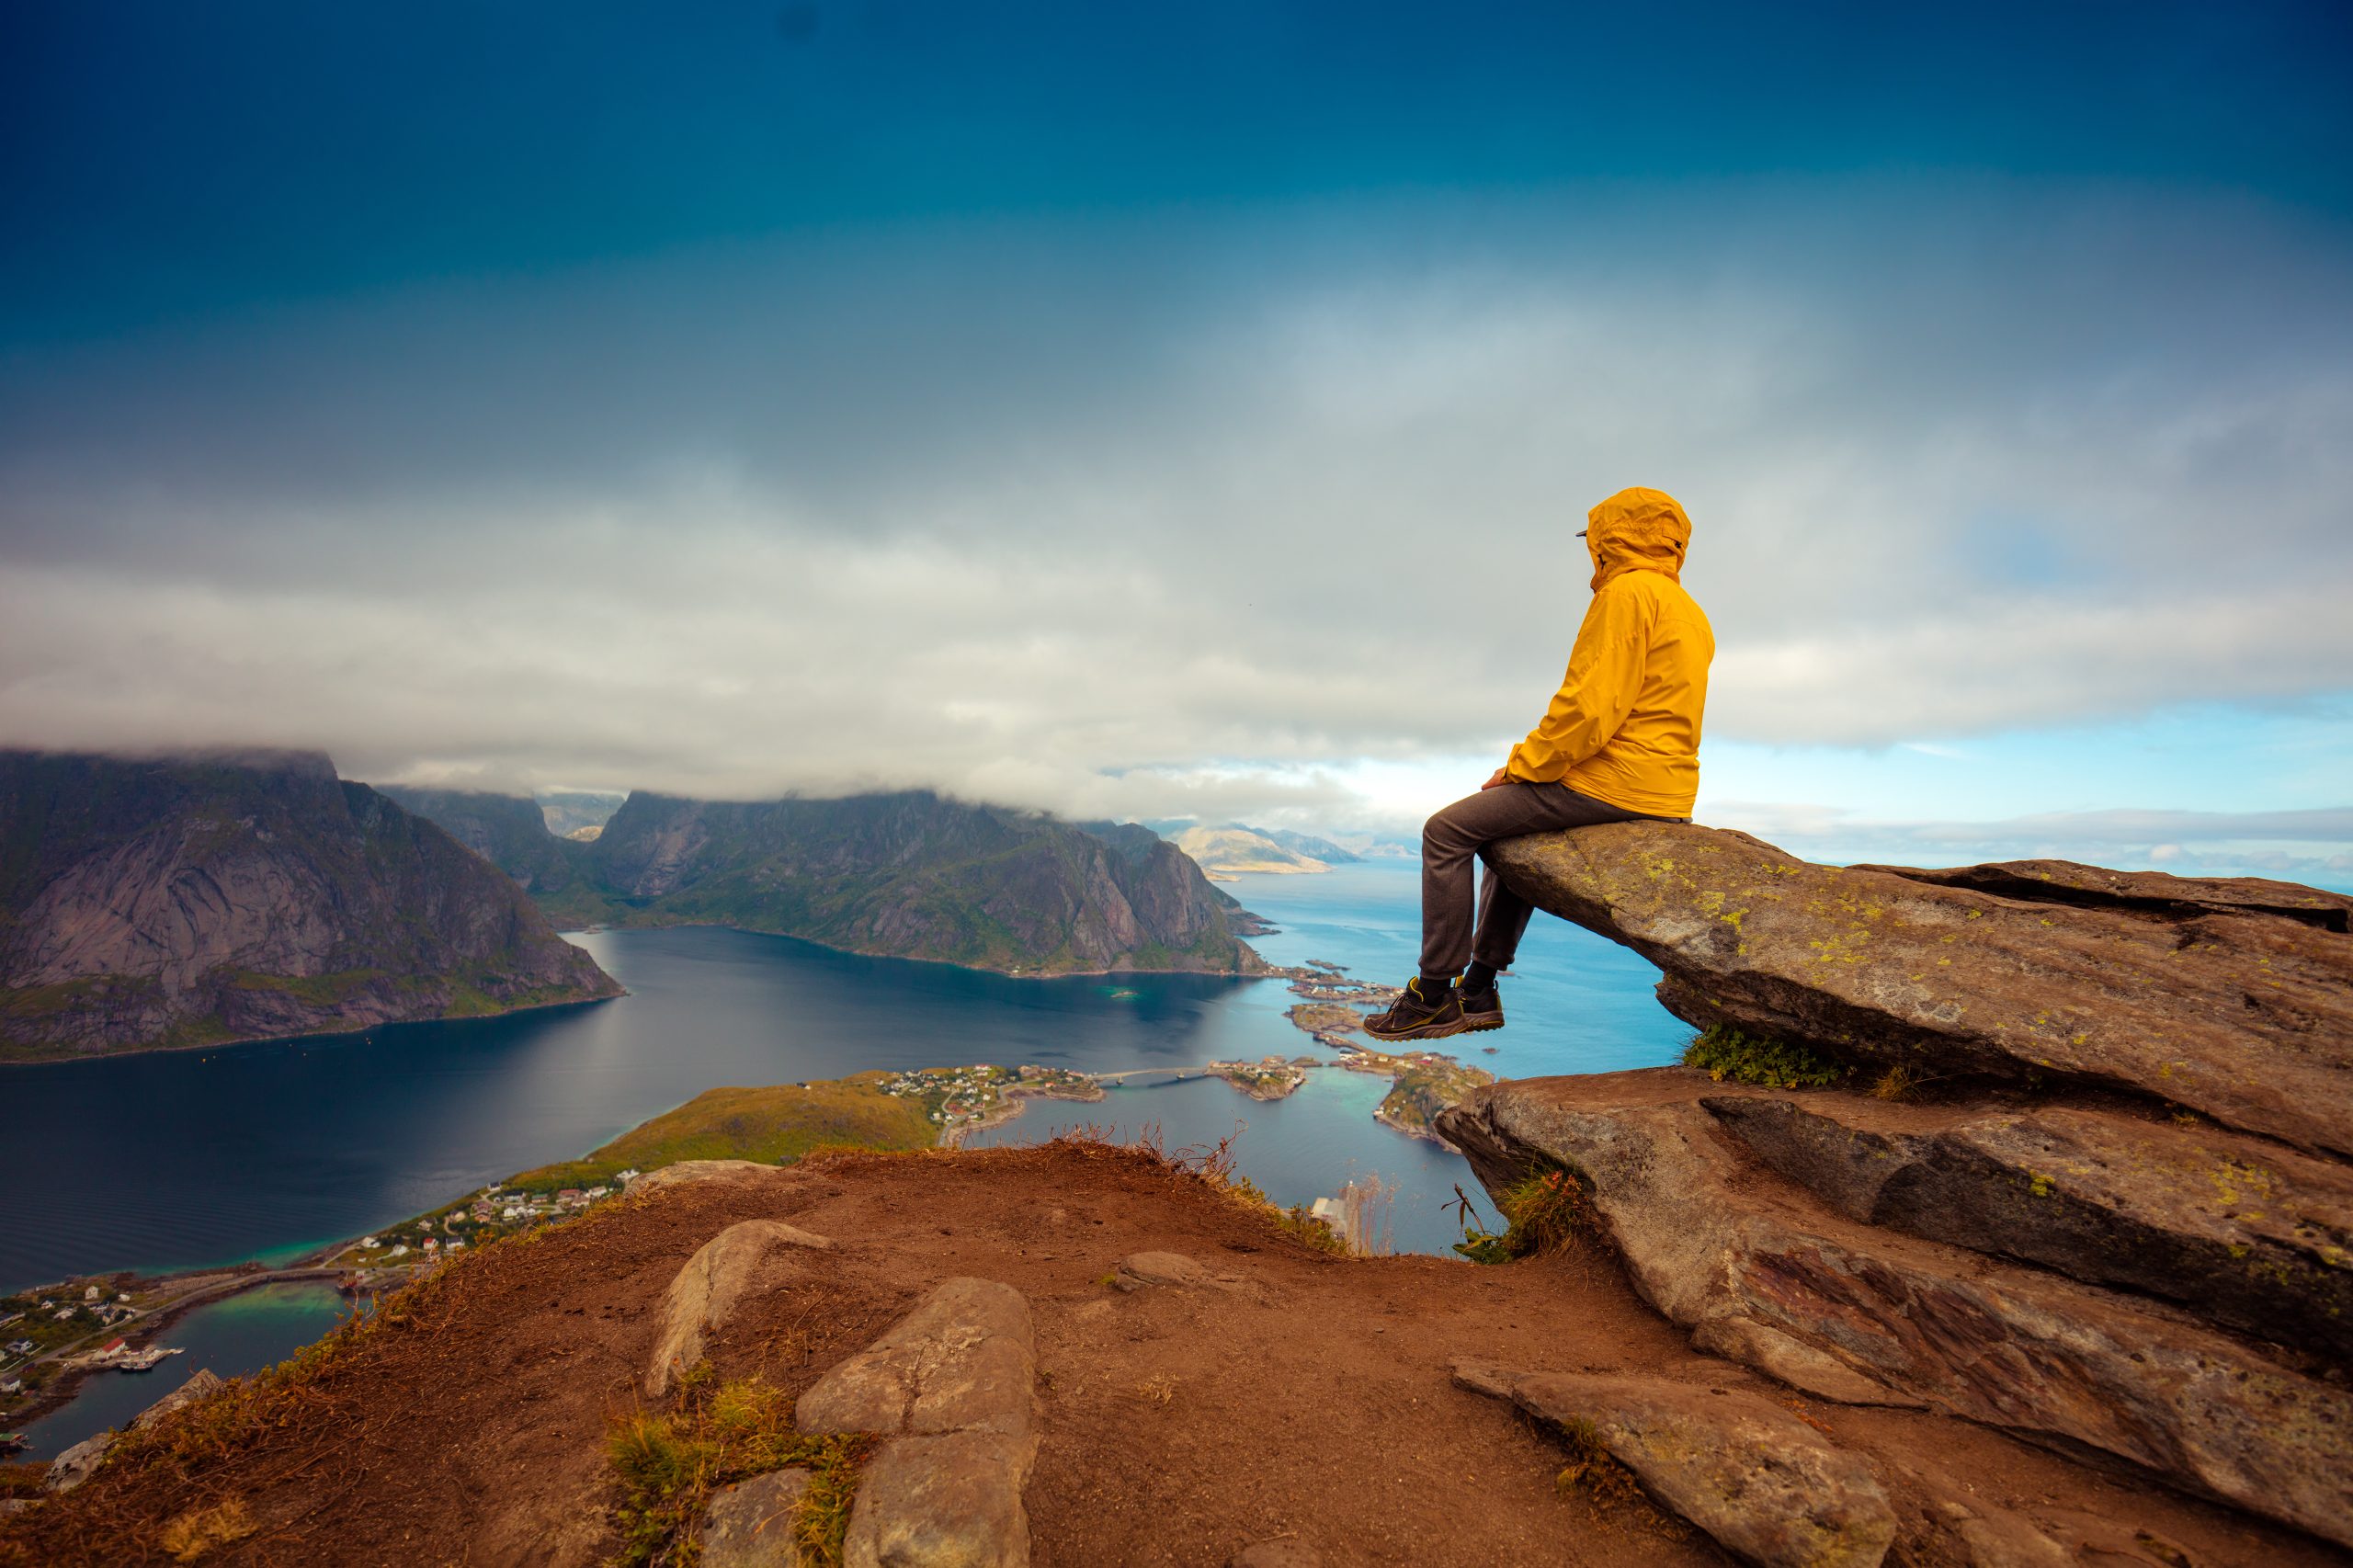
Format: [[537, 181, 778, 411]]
[[607, 1369, 875, 1568], [158, 1497, 256, 1562], [1041, 1121, 1350, 1256], [1869, 1063, 1920, 1101]]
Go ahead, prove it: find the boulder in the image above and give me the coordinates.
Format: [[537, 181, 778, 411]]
[[703, 1468, 813, 1568], [797, 1278, 1035, 1446], [844, 1430, 1030, 1568], [44, 1367, 229, 1494], [1441, 1082, 2353, 1548], [799, 1278, 1038, 1568], [41, 1434, 113, 1495], [631, 1160, 787, 1199], [646, 1220, 834, 1396], [1111, 1252, 1213, 1290], [1702, 1095, 2353, 1358], [132, 1367, 225, 1431], [1483, 824, 2353, 1155], [1453, 1361, 1896, 1568]]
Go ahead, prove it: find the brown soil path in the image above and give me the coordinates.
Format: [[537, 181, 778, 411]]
[[4, 1141, 2335, 1566]]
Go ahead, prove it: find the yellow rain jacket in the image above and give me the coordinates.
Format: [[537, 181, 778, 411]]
[[1505, 487, 1714, 818]]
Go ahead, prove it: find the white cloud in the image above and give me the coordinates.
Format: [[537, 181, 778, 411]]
[[2, 182, 2349, 832]]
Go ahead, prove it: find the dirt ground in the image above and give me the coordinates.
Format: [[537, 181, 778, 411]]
[[3, 1140, 2336, 1567]]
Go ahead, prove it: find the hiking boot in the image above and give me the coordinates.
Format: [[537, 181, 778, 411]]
[[1362, 977, 1465, 1042], [1458, 983, 1504, 1033]]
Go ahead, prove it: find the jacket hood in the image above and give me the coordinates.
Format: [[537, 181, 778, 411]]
[[1585, 486, 1691, 591]]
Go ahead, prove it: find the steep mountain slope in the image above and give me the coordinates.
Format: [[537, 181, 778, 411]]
[[1245, 824, 1362, 863], [1171, 824, 1328, 879], [0, 751, 620, 1061], [584, 790, 1265, 974], [375, 786, 615, 926]]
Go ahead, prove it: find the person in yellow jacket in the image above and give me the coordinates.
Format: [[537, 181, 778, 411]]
[[1365, 485, 1714, 1041]]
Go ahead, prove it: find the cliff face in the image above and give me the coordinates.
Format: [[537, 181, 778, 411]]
[[583, 790, 1264, 974], [0, 751, 620, 1061], [375, 786, 615, 927], [1439, 822, 2353, 1550]]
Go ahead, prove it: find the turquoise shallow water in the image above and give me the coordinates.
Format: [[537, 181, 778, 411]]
[[1, 859, 1691, 1447], [0, 860, 1686, 1290], [973, 861, 1692, 1252]]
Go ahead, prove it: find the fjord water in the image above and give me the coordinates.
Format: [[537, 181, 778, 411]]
[[1, 861, 1687, 1290], [15, 1282, 358, 1460]]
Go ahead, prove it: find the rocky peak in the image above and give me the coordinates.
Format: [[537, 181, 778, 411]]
[[0, 749, 620, 1060], [1440, 822, 2353, 1550]]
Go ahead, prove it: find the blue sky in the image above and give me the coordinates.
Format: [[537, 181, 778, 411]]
[[3, 2, 2350, 878]]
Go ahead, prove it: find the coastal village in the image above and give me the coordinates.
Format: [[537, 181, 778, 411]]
[[3, 957, 1489, 1457]]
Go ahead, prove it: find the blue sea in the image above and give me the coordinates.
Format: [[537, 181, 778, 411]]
[[0, 860, 1686, 1440]]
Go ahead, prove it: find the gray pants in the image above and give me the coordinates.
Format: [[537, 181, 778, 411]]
[[1420, 781, 1655, 977]]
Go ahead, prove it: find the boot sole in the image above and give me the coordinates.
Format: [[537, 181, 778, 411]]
[[1361, 1017, 1468, 1042], [1459, 1013, 1505, 1032]]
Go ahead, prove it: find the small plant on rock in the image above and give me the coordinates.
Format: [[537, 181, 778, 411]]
[[1453, 1168, 1589, 1263], [608, 1369, 875, 1568], [1682, 1025, 1845, 1089], [1869, 1063, 1919, 1101], [1552, 1415, 1648, 1511]]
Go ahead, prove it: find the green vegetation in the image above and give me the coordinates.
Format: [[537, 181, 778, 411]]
[[510, 1077, 938, 1192], [1455, 1166, 1590, 1264], [1682, 1024, 1847, 1089], [1225, 1174, 1348, 1256], [608, 1369, 875, 1568], [222, 966, 386, 1005], [529, 881, 622, 930], [1375, 1055, 1496, 1134], [557, 790, 1261, 976]]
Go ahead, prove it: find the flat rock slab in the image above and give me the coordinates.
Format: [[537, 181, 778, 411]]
[[1110, 1251, 1254, 1296], [647, 1219, 834, 1397], [1484, 824, 2353, 1155], [801, 1278, 1038, 1568], [844, 1429, 1030, 1568], [1851, 858, 2353, 932], [798, 1277, 1035, 1446], [1442, 1082, 2353, 1549], [1112, 1251, 1213, 1290], [1704, 1095, 2353, 1358], [703, 1467, 813, 1568], [631, 1160, 787, 1198], [1455, 1362, 1896, 1568]]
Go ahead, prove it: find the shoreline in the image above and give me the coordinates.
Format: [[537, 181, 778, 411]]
[[938, 1081, 1109, 1147], [5, 917, 1286, 1070], [556, 918, 1278, 983], [0, 989, 626, 1071], [2, 1263, 353, 1434]]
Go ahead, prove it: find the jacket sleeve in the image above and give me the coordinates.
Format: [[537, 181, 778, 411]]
[[1506, 582, 1650, 782]]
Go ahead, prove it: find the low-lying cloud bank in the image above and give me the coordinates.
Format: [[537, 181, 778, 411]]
[[1718, 804, 2353, 882], [2, 185, 2347, 852]]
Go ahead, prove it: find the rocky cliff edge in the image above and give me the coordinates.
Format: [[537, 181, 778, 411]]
[[1439, 822, 2353, 1551]]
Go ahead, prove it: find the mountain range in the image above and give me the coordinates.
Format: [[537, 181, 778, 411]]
[[0, 751, 620, 1061], [391, 787, 1266, 977]]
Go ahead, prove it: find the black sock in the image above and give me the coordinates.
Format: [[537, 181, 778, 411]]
[[1463, 961, 1498, 994], [1416, 971, 1457, 994]]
